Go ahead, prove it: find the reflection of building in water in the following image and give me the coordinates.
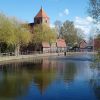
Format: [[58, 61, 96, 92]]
[[0, 58, 77, 96], [56, 61, 77, 83], [0, 59, 43, 97], [0, 66, 33, 98], [0, 58, 43, 72], [33, 58, 57, 94], [42, 58, 58, 71]]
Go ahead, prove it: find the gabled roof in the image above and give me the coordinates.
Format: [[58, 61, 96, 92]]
[[42, 42, 50, 48], [35, 7, 49, 19], [79, 40, 87, 44], [56, 39, 66, 48]]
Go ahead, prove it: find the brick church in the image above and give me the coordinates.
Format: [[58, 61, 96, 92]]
[[21, 7, 66, 53], [28, 7, 50, 32]]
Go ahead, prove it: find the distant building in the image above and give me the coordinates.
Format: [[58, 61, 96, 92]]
[[94, 39, 100, 50], [50, 42, 57, 53], [88, 38, 100, 51], [21, 7, 67, 53], [56, 39, 67, 52], [34, 7, 50, 25], [28, 7, 50, 33], [42, 42, 50, 53], [79, 40, 87, 52]]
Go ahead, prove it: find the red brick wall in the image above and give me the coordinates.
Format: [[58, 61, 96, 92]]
[[94, 39, 100, 50]]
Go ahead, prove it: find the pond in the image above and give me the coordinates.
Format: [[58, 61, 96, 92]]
[[0, 54, 100, 100]]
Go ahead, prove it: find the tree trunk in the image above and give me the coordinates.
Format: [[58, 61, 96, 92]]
[[15, 44, 20, 56]]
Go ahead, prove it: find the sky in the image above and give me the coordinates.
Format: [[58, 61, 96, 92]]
[[0, 0, 94, 38]]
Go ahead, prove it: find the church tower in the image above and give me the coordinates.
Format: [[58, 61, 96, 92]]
[[34, 7, 50, 26]]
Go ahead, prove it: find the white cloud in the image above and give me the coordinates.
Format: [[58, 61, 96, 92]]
[[74, 16, 94, 35], [59, 8, 69, 17], [86, 16, 93, 22]]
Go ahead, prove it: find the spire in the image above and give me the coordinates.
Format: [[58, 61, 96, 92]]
[[35, 7, 49, 18], [41, 5, 42, 9]]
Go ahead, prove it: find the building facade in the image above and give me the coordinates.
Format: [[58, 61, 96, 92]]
[[34, 7, 50, 25], [79, 40, 87, 52], [21, 7, 67, 53]]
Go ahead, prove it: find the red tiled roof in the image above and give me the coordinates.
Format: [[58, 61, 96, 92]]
[[35, 7, 49, 19], [56, 39, 66, 48], [42, 42, 50, 48]]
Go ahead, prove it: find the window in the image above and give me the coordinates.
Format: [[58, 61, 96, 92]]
[[37, 19, 40, 24], [45, 20, 47, 23]]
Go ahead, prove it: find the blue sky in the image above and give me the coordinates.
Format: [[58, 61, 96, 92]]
[[0, 0, 94, 36], [0, 0, 88, 23]]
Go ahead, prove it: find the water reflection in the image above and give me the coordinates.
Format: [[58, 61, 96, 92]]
[[0, 55, 99, 100], [0, 58, 58, 99], [90, 54, 100, 100]]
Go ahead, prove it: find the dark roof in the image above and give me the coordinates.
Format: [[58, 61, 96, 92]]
[[79, 40, 87, 44], [28, 23, 34, 27]]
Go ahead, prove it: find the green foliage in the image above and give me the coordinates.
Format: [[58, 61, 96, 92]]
[[0, 13, 14, 44], [0, 13, 32, 46], [0, 13, 32, 54], [61, 20, 81, 44], [33, 24, 57, 44]]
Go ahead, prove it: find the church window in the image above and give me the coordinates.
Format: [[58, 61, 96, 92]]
[[37, 19, 40, 24]]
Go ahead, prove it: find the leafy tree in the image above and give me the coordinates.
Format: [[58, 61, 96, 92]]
[[0, 13, 32, 55], [76, 28, 85, 42], [61, 20, 78, 44], [33, 24, 57, 44]]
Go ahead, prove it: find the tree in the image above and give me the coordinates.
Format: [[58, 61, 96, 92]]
[[12, 21, 32, 56], [88, 0, 100, 22], [88, 0, 100, 47], [97, 34, 100, 38], [54, 20, 62, 38], [33, 24, 57, 44], [76, 28, 85, 42], [0, 13, 32, 55], [61, 20, 78, 44]]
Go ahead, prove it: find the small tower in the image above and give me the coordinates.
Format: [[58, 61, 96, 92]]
[[34, 7, 50, 26]]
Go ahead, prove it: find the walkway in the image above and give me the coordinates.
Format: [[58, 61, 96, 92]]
[[0, 52, 96, 63]]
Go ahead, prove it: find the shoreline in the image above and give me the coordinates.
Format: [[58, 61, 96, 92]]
[[0, 52, 97, 64]]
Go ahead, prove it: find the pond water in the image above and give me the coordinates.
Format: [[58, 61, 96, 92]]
[[0, 54, 100, 100]]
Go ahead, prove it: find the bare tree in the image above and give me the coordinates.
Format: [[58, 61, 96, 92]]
[[54, 20, 62, 38], [88, 0, 100, 22]]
